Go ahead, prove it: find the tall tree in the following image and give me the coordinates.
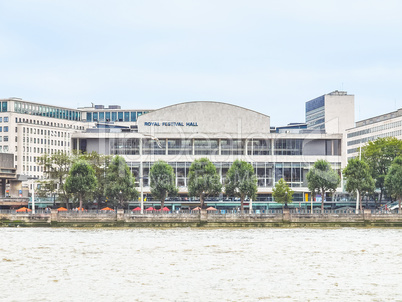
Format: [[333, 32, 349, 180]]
[[361, 137, 402, 203], [188, 158, 222, 209], [306, 159, 340, 212], [149, 160, 178, 209], [37, 152, 75, 209], [79, 152, 112, 209], [272, 178, 294, 208], [343, 158, 375, 213], [64, 159, 97, 210], [225, 160, 257, 213], [105, 155, 138, 209], [385, 156, 402, 214]]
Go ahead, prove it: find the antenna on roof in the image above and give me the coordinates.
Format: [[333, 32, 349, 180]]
[[91, 102, 94, 108]]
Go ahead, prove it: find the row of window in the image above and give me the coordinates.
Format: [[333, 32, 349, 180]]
[[0, 117, 9, 122], [15, 117, 84, 130], [0, 136, 8, 142], [14, 101, 81, 121], [347, 130, 402, 146], [85, 111, 149, 123], [23, 127, 70, 138], [347, 120, 402, 138], [109, 138, 341, 156], [23, 137, 68, 147], [126, 161, 341, 188], [0, 145, 9, 152]]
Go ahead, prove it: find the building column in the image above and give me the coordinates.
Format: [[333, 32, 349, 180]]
[[0, 179, 5, 197]]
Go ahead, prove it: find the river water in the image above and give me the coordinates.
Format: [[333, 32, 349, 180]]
[[1, 228, 401, 302]]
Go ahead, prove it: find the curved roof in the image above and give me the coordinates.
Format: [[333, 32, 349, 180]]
[[138, 101, 270, 135]]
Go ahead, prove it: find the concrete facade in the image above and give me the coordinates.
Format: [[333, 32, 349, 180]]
[[346, 108, 402, 160]]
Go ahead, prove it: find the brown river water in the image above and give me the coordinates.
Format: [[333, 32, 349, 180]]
[[1, 228, 401, 301]]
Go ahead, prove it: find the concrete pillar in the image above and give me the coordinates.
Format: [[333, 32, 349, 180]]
[[51, 209, 58, 222], [117, 209, 124, 221], [363, 208, 371, 220], [283, 208, 290, 221], [200, 209, 207, 222], [10, 181, 22, 197], [0, 179, 6, 197]]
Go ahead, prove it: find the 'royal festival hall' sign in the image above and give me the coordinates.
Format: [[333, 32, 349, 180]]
[[144, 122, 198, 127]]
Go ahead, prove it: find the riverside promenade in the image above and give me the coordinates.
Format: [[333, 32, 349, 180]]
[[1, 209, 402, 227]]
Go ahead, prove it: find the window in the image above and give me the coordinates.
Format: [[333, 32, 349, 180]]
[[99, 112, 104, 122], [194, 139, 218, 155], [105, 112, 110, 121], [3, 126, 8, 132], [124, 112, 129, 121], [118, 112, 123, 121], [0, 117, 2, 122], [4, 117, 8, 122], [2, 102, 8, 112], [112, 112, 117, 121], [131, 112, 136, 122], [0, 127, 2, 132], [4, 136, 8, 142]]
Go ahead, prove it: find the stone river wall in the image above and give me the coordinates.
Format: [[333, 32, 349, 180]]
[[1, 209, 402, 228]]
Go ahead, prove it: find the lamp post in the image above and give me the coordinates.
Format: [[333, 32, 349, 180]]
[[119, 190, 122, 211], [28, 176, 39, 214]]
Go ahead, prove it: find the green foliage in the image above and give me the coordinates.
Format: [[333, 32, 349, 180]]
[[361, 137, 402, 202], [188, 158, 222, 208], [79, 152, 112, 208], [343, 158, 375, 212], [385, 156, 402, 214], [149, 160, 178, 208], [64, 159, 97, 210], [225, 160, 257, 213], [306, 159, 340, 212], [37, 152, 74, 208], [272, 178, 294, 206], [105, 155, 138, 208]]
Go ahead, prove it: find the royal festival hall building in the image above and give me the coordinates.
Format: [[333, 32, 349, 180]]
[[72, 101, 345, 209]]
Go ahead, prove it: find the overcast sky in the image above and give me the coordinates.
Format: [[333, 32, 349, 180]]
[[1, 0, 402, 126]]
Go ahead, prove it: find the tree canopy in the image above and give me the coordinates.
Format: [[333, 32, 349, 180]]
[[105, 155, 138, 208], [79, 152, 112, 209], [149, 160, 178, 209], [343, 158, 375, 212], [385, 156, 402, 214], [64, 159, 97, 210], [37, 151, 75, 209], [272, 178, 294, 207], [225, 160, 257, 213], [361, 137, 402, 202], [306, 159, 340, 212], [188, 158, 222, 208]]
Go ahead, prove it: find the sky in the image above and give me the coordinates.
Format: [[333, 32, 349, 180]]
[[1, 0, 402, 126]]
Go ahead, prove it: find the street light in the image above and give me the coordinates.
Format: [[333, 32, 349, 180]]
[[27, 176, 39, 214]]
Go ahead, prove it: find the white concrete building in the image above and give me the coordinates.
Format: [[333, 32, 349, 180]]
[[346, 108, 402, 160], [306, 90, 355, 168]]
